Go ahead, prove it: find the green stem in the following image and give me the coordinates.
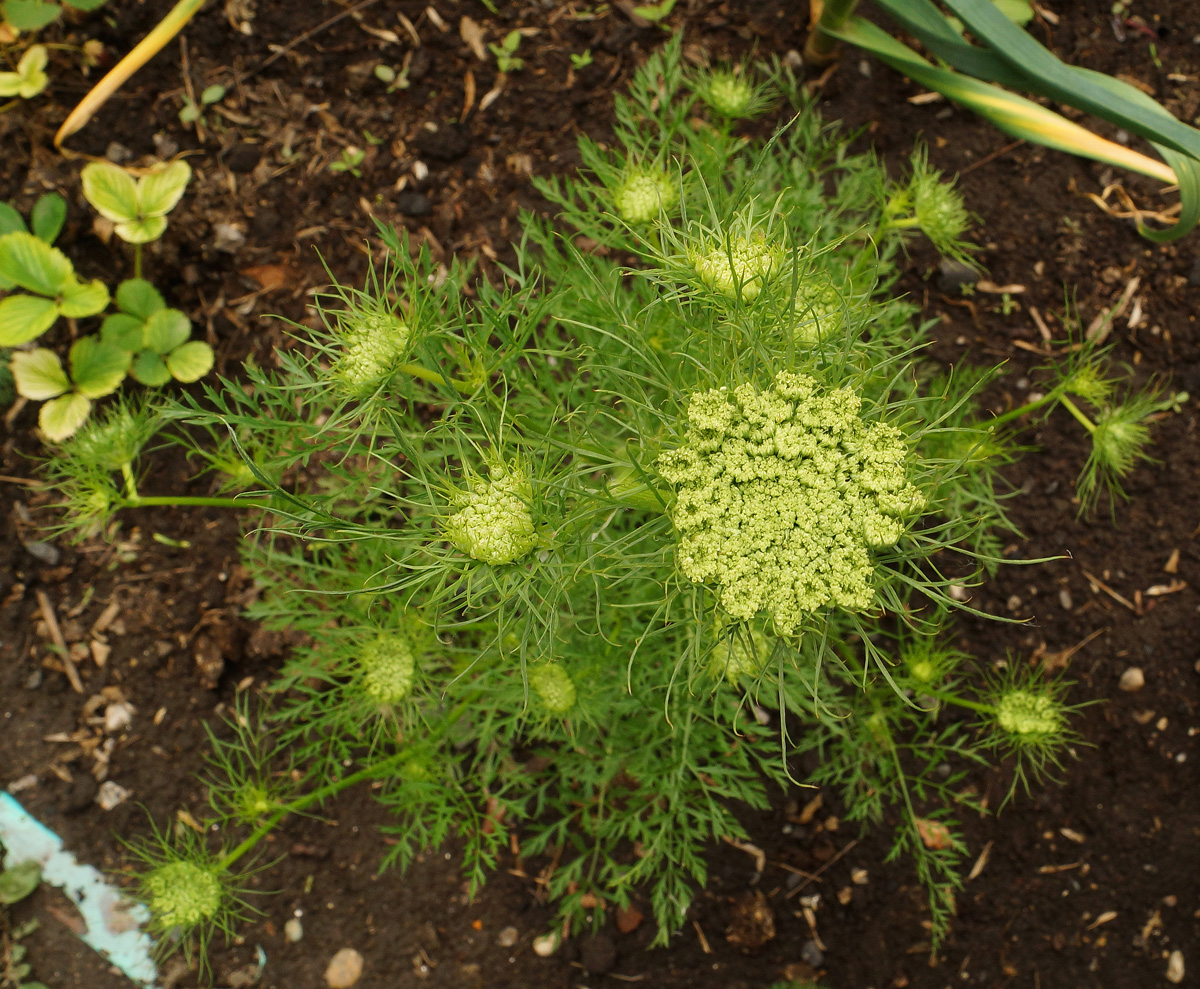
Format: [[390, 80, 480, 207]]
[[217, 699, 471, 873], [120, 462, 138, 500], [925, 688, 994, 716], [133, 243, 143, 280], [1057, 394, 1097, 434], [121, 494, 272, 510], [805, 0, 861, 65], [986, 382, 1068, 428], [396, 362, 477, 394]]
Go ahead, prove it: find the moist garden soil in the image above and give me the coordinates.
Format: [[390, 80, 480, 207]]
[[1, 2, 1197, 988]]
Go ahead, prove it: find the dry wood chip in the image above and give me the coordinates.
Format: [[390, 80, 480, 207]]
[[1059, 827, 1086, 844], [975, 280, 1026, 294], [1086, 910, 1118, 930], [424, 5, 448, 32], [460, 16, 486, 60], [37, 590, 83, 693], [1037, 861, 1081, 874], [915, 818, 954, 850], [462, 68, 476, 119], [907, 91, 944, 105], [1164, 548, 1181, 574], [968, 841, 993, 881], [797, 792, 823, 824], [1145, 579, 1187, 597]]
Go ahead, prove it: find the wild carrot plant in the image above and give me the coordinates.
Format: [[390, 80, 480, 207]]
[[39, 40, 1150, 969]]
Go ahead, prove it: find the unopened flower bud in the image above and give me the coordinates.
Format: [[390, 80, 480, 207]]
[[689, 234, 783, 302], [612, 168, 678, 223], [333, 311, 410, 392], [445, 464, 538, 565], [530, 663, 576, 714], [995, 689, 1063, 741], [144, 861, 223, 930], [359, 632, 416, 705]]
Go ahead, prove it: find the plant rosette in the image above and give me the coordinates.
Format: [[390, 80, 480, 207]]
[[0, 231, 108, 346], [0, 43, 49, 98], [101, 278, 213, 385], [81, 159, 191, 244]]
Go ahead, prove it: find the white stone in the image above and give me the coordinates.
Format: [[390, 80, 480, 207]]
[[324, 947, 364, 988]]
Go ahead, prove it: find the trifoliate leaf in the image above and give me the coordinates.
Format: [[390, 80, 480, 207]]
[[165, 340, 214, 383], [11, 347, 69, 399], [69, 335, 131, 398], [0, 293, 58, 346], [137, 161, 191, 217], [144, 308, 190, 354], [0, 231, 74, 296], [0, 44, 50, 98], [59, 277, 109, 318], [40, 392, 92, 441], [0, 2, 61, 32], [114, 215, 168, 245], [115, 277, 164, 320], [130, 350, 171, 386], [81, 161, 140, 225], [101, 312, 147, 351], [30, 192, 67, 244]]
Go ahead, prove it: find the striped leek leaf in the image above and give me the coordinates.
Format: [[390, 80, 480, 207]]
[[816, 0, 1200, 241]]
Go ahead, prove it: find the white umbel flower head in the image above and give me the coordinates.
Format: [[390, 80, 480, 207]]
[[689, 234, 783, 302], [445, 462, 538, 565], [612, 168, 678, 223], [530, 663, 576, 714], [333, 310, 410, 392], [359, 632, 416, 705]]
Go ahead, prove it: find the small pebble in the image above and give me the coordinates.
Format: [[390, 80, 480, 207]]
[[1166, 949, 1184, 984], [801, 939, 824, 968], [851, 868, 869, 885], [324, 948, 364, 989], [496, 926, 518, 948], [1058, 588, 1073, 610], [284, 918, 303, 942], [1118, 667, 1145, 692], [532, 932, 560, 957], [836, 885, 853, 905], [22, 540, 60, 565], [96, 780, 130, 810]]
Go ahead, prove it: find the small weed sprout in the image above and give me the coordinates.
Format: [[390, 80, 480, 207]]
[[0, 44, 49, 99], [329, 146, 366, 178], [488, 30, 524, 73], [35, 38, 1169, 967]]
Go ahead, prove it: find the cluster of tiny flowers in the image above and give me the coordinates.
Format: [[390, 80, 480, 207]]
[[700, 70, 758, 119], [708, 628, 770, 682], [612, 168, 678, 223], [529, 663, 576, 714], [689, 234, 783, 302], [657, 372, 926, 634], [995, 689, 1064, 741], [359, 631, 416, 705], [332, 311, 410, 392], [143, 861, 223, 930], [445, 463, 538, 565], [911, 170, 970, 255], [792, 282, 846, 343]]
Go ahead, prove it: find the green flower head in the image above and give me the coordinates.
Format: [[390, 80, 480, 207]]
[[792, 281, 847, 343], [530, 663, 576, 714], [445, 462, 538, 565], [612, 168, 678, 223], [994, 688, 1065, 742], [689, 234, 784, 302], [359, 631, 416, 705], [657, 372, 925, 634], [708, 627, 770, 682], [697, 69, 768, 120], [143, 860, 224, 931], [333, 309, 410, 392]]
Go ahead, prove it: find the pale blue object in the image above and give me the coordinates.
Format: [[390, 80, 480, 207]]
[[0, 791, 159, 986]]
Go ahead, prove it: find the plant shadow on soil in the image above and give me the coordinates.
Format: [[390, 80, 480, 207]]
[[1, 1, 1197, 987]]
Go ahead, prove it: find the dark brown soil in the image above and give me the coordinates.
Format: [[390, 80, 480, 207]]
[[2, 2, 1198, 988]]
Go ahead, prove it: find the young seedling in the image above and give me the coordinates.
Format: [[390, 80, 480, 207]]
[[0, 43, 48, 99], [488, 29, 524, 73], [569, 49, 593, 71], [0, 0, 107, 32], [329, 146, 365, 178], [178, 82, 225, 126], [80, 159, 191, 256]]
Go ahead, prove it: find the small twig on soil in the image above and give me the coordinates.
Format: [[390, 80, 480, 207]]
[[692, 920, 713, 955], [784, 838, 859, 898], [1080, 569, 1139, 613], [246, 0, 385, 82], [36, 589, 84, 694], [722, 835, 766, 874], [961, 139, 1024, 176], [0, 474, 37, 486]]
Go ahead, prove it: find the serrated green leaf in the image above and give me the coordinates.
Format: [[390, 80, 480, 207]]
[[0, 231, 74, 296], [0, 860, 42, 905], [30, 192, 67, 244], [166, 340, 214, 382], [80, 161, 139, 225], [130, 349, 171, 386], [69, 335, 130, 397], [114, 215, 168, 245], [11, 348, 69, 400], [0, 202, 28, 236], [40, 391, 92, 441], [0, 294, 59, 346], [100, 312, 146, 351], [137, 160, 191, 217], [115, 277, 164, 319], [1, 1, 61, 33], [144, 308, 190, 354], [59, 277, 109, 318]]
